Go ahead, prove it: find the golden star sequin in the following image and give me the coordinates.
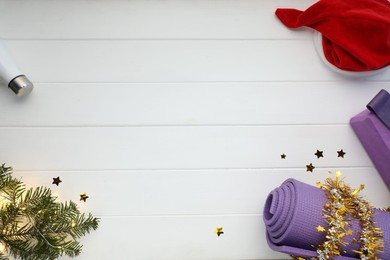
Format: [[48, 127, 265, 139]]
[[306, 163, 315, 172], [215, 227, 224, 237], [337, 149, 346, 158], [315, 150, 324, 159], [80, 193, 89, 202], [52, 176, 62, 186], [317, 225, 326, 232]]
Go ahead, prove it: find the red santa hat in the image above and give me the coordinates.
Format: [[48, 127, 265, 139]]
[[276, 0, 390, 72]]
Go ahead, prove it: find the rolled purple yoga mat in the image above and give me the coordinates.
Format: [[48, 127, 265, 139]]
[[263, 178, 390, 259]]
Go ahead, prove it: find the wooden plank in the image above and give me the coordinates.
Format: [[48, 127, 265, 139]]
[[0, 82, 388, 126], [58, 215, 287, 260], [4, 40, 390, 83], [0, 0, 313, 40], [0, 125, 372, 171], [1, 1, 388, 260], [13, 168, 390, 216]]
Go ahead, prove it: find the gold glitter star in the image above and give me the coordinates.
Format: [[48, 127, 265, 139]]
[[52, 176, 62, 186], [306, 163, 315, 172], [80, 193, 89, 202], [280, 153, 286, 159], [315, 150, 324, 159], [215, 227, 224, 237], [337, 149, 346, 158], [317, 225, 326, 232]]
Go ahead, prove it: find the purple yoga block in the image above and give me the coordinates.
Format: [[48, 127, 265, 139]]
[[350, 110, 390, 190]]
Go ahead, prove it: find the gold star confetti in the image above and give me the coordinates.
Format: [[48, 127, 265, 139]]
[[215, 227, 224, 237], [280, 153, 286, 159], [306, 163, 315, 172], [337, 149, 346, 158], [317, 225, 326, 232], [315, 150, 324, 159], [80, 193, 89, 202], [52, 176, 62, 186]]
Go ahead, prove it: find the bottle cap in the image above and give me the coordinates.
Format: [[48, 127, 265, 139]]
[[8, 75, 34, 96]]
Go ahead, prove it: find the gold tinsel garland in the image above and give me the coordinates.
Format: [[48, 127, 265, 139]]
[[291, 172, 385, 260]]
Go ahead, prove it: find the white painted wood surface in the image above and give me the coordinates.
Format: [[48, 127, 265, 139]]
[[0, 0, 389, 259]]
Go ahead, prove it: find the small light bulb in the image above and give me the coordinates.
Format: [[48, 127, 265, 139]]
[[0, 241, 5, 253]]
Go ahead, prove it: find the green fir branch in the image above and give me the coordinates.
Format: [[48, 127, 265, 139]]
[[0, 164, 99, 259]]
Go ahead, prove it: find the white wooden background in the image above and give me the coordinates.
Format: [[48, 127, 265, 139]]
[[0, 0, 389, 259]]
